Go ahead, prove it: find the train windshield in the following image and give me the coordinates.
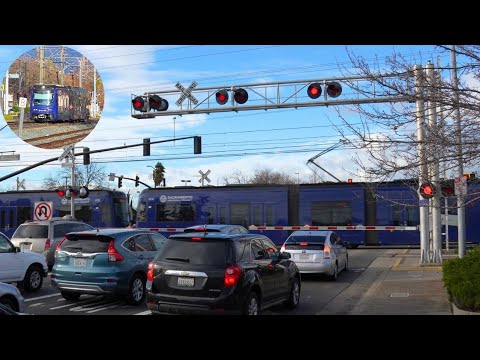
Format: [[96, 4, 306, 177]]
[[33, 88, 54, 106]]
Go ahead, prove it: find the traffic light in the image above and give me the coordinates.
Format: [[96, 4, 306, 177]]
[[132, 96, 148, 112], [55, 189, 66, 197], [83, 147, 90, 165], [143, 138, 150, 156], [233, 88, 248, 104], [135, 176, 140, 187], [441, 180, 455, 197], [149, 95, 169, 111], [118, 176, 123, 188], [66, 187, 79, 198], [463, 173, 476, 180], [326, 82, 342, 98], [307, 83, 322, 99], [216, 90, 229, 105], [419, 182, 436, 199], [194, 136, 202, 154], [78, 186, 89, 199]]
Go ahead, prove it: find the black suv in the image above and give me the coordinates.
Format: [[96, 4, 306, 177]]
[[146, 232, 301, 315]]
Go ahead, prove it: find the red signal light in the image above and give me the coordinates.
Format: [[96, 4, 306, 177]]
[[419, 182, 436, 199], [326, 82, 342, 98], [441, 180, 455, 197], [56, 189, 65, 197], [307, 83, 322, 99], [216, 89, 229, 105], [132, 96, 147, 112], [233, 88, 248, 104]]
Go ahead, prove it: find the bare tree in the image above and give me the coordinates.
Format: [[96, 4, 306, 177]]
[[43, 163, 108, 189], [222, 168, 300, 185], [221, 169, 250, 185]]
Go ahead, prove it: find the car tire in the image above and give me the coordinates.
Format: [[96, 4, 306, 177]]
[[330, 263, 338, 281], [285, 277, 300, 309], [61, 291, 81, 301], [23, 265, 43, 292], [242, 292, 260, 315], [126, 274, 146, 306], [344, 255, 349, 271], [0, 296, 18, 312]]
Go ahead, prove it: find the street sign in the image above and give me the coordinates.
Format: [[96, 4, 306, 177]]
[[176, 81, 198, 107], [108, 173, 116, 181], [19, 97, 27, 108], [34, 201, 53, 221], [0, 153, 20, 161], [8, 73, 19, 79], [454, 176, 467, 196], [58, 146, 75, 162]]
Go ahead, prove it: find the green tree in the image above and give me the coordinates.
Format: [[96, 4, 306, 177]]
[[151, 162, 166, 188]]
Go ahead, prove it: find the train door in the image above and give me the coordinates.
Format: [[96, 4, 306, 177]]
[[0, 207, 16, 237], [206, 205, 216, 224], [252, 203, 263, 226], [218, 205, 228, 224]]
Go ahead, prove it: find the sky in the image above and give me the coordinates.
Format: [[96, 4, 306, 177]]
[[0, 45, 455, 206]]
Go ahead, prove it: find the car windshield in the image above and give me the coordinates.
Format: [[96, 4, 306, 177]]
[[13, 225, 48, 238]]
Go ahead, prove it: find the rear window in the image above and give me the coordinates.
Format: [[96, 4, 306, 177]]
[[285, 235, 326, 250], [60, 236, 111, 253], [13, 224, 48, 238], [156, 238, 230, 266], [184, 228, 221, 233]]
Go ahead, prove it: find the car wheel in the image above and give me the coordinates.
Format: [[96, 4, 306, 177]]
[[344, 255, 349, 271], [0, 296, 18, 312], [126, 274, 146, 306], [23, 265, 43, 292], [330, 263, 338, 281], [61, 291, 81, 301], [285, 277, 300, 309], [243, 292, 259, 315]]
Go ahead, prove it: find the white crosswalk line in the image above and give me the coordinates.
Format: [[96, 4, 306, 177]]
[[86, 303, 122, 314], [134, 310, 152, 315], [50, 297, 102, 310], [28, 303, 44, 307], [25, 293, 61, 302], [70, 299, 121, 312]]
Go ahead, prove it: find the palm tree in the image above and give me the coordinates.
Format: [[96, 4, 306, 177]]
[[152, 162, 165, 188]]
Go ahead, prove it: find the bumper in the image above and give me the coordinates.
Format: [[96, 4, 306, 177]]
[[51, 280, 120, 295], [295, 260, 333, 274]]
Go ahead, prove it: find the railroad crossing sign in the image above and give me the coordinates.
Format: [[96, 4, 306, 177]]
[[58, 145, 75, 162], [198, 169, 211, 186], [17, 177, 25, 190], [176, 81, 198, 107], [34, 201, 53, 221], [19, 97, 27, 108]]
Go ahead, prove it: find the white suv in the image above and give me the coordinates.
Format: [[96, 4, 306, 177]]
[[0, 232, 48, 292]]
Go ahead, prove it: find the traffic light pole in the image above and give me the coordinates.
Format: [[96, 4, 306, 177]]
[[71, 156, 75, 218]]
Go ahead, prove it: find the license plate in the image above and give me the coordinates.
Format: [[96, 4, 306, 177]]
[[177, 277, 194, 287], [74, 258, 87, 267], [20, 242, 32, 249], [299, 254, 311, 261]]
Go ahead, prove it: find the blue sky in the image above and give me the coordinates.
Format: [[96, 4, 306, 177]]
[[0, 45, 450, 204]]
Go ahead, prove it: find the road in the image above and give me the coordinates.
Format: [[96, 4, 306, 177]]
[[21, 248, 394, 315]]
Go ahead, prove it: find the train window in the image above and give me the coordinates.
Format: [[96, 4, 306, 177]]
[[17, 206, 31, 225], [207, 207, 215, 224], [392, 205, 418, 226], [219, 207, 226, 224], [113, 197, 128, 225], [155, 204, 196, 222], [311, 201, 352, 226], [75, 206, 92, 223], [230, 203, 249, 227], [137, 201, 146, 222], [8, 209, 14, 229], [253, 205, 262, 225], [266, 205, 274, 226]]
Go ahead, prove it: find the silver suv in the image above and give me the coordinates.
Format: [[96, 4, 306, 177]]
[[11, 216, 94, 269]]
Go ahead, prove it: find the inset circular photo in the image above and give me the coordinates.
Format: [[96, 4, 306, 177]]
[[1, 45, 104, 149]]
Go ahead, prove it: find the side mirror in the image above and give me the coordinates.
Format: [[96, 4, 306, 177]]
[[281, 252, 291, 259], [15, 246, 21, 253], [341, 241, 350, 248]]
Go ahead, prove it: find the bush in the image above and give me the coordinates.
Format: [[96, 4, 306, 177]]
[[443, 247, 480, 312], [12, 105, 20, 113]]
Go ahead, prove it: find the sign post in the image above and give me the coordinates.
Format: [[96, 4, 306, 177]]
[[18, 97, 27, 138]]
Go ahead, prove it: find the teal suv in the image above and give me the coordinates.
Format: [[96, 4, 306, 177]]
[[51, 229, 167, 305]]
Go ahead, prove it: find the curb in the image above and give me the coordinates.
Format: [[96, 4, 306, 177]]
[[451, 302, 480, 315]]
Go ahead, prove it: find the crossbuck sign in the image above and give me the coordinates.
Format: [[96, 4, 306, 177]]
[[176, 81, 198, 107]]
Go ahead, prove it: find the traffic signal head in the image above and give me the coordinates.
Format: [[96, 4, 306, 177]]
[[419, 182, 436, 199], [233, 88, 248, 104], [56, 189, 65, 197], [132, 96, 148, 112], [463, 173, 476, 180], [135, 176, 140, 187], [194, 136, 202, 154], [83, 147, 90, 165], [66, 187, 79, 198], [326, 82, 342, 98], [78, 186, 89, 199], [118, 176, 123, 188], [441, 180, 455, 197], [143, 138, 150, 157], [216, 90, 229, 105], [307, 83, 322, 99], [149, 95, 169, 111]]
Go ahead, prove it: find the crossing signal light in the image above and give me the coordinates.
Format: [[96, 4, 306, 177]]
[[194, 136, 202, 154], [83, 147, 90, 165], [149, 95, 169, 111], [307, 83, 322, 99], [118, 176, 123, 188], [326, 82, 342, 98], [233, 88, 248, 104], [419, 182, 436, 199], [66, 187, 79, 198], [78, 186, 89, 199], [216, 90, 229, 105], [135, 176, 140, 187], [132, 96, 148, 112], [441, 180, 455, 197], [56, 189, 65, 197]]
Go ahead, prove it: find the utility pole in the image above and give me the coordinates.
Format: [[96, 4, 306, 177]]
[[92, 67, 96, 117], [39, 45, 45, 84], [451, 45, 467, 258], [426, 62, 442, 264], [3, 70, 8, 115], [60, 46, 65, 85], [415, 65, 430, 265], [70, 157, 76, 218], [79, 56, 84, 88]]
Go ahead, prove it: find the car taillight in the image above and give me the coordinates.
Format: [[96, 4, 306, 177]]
[[191, 237, 202, 241], [44, 238, 51, 251], [280, 244, 286, 252], [224, 265, 241, 287], [147, 262, 154, 282], [324, 245, 331, 259], [56, 238, 66, 251], [108, 240, 124, 262], [300, 242, 308, 246]]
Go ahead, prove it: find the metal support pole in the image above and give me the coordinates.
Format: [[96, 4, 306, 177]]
[[92, 68, 97, 117], [39, 46, 45, 84], [451, 45, 467, 258], [60, 46, 65, 85], [71, 157, 75, 218], [426, 62, 442, 264], [3, 70, 8, 115], [415, 65, 430, 264]]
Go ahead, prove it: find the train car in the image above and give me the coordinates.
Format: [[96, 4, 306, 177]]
[[29, 84, 90, 123], [0, 189, 129, 238], [136, 184, 290, 244]]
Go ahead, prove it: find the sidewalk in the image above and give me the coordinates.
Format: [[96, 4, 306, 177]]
[[318, 249, 453, 315]]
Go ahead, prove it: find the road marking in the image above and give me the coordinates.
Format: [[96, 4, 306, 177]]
[[391, 249, 409, 269], [86, 303, 122, 314], [134, 310, 152, 315], [70, 299, 121, 312], [50, 297, 101, 310], [28, 303, 44, 307], [25, 293, 61, 302], [391, 266, 442, 271]]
